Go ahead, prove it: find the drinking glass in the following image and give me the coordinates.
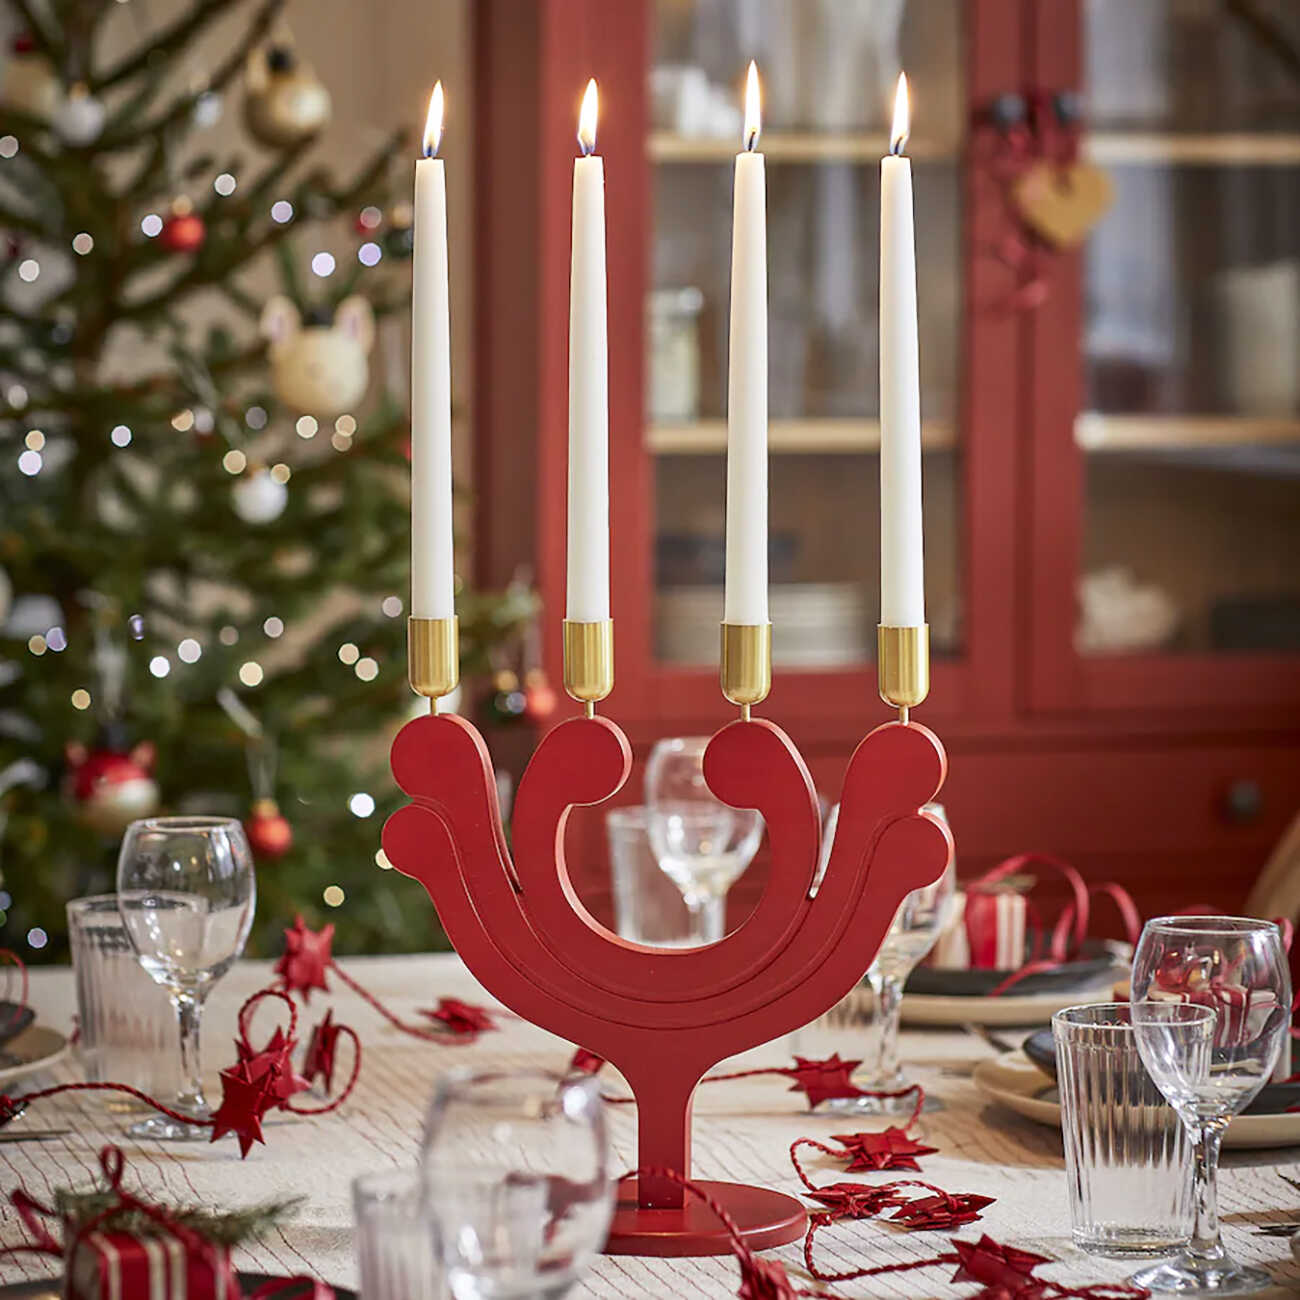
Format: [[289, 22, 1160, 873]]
[[825, 803, 953, 1114], [1130, 916, 1291, 1294], [1053, 1003, 1195, 1258], [606, 806, 693, 946], [353, 1167, 442, 1300], [67, 895, 177, 1096], [422, 1068, 612, 1300], [116, 816, 256, 1140], [645, 736, 763, 945]]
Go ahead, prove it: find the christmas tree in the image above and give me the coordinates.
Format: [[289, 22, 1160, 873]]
[[0, 0, 533, 961]]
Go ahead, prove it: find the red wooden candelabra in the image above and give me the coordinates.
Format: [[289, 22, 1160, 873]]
[[382, 616, 950, 1257]]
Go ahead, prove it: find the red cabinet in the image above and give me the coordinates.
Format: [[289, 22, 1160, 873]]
[[470, 0, 1300, 917]]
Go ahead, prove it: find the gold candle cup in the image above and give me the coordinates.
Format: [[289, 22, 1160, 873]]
[[408, 616, 460, 701], [563, 619, 614, 710], [720, 623, 772, 711], [877, 624, 929, 710]]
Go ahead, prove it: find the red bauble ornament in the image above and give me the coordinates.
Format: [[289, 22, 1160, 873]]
[[245, 797, 293, 860], [64, 740, 160, 836], [522, 670, 558, 724], [160, 199, 206, 253]]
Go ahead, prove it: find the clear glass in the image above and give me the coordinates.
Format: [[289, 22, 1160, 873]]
[[422, 1069, 612, 1300], [648, 1, 966, 670], [1053, 1003, 1196, 1258], [606, 806, 694, 946], [1130, 916, 1291, 1293], [66, 895, 178, 1098], [1080, 0, 1300, 658], [644, 736, 763, 944], [825, 802, 953, 1114], [116, 816, 256, 1140], [353, 1167, 443, 1300]]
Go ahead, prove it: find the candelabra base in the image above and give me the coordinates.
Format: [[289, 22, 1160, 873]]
[[606, 1178, 806, 1257]]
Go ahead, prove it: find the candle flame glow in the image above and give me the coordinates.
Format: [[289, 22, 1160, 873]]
[[743, 60, 761, 152], [890, 72, 910, 155], [578, 78, 598, 156], [423, 82, 444, 159]]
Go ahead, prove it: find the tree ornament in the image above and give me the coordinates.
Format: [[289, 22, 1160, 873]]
[[2, 35, 60, 119], [260, 295, 374, 417], [245, 796, 293, 860], [159, 196, 206, 253], [232, 465, 288, 524], [63, 737, 159, 836], [52, 82, 106, 146], [243, 43, 331, 148], [522, 668, 558, 723]]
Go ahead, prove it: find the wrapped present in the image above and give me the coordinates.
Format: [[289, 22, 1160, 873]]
[[930, 887, 1028, 971], [66, 1228, 239, 1300], [1150, 982, 1281, 1051]]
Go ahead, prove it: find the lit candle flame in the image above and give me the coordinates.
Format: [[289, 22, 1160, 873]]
[[423, 82, 444, 159], [578, 78, 598, 156], [890, 72, 909, 156], [743, 60, 761, 152]]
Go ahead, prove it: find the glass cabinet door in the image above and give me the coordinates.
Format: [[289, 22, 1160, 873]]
[[646, 0, 966, 671], [1079, 0, 1300, 660]]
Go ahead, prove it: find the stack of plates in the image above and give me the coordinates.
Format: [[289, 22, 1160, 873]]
[[657, 584, 868, 666]]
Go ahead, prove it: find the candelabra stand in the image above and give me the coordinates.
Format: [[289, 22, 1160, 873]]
[[384, 617, 949, 1257]]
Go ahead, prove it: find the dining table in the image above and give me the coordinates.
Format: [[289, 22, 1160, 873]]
[[3, 952, 1300, 1297]]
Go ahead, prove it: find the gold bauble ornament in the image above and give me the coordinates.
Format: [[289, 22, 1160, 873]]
[[243, 44, 331, 148]]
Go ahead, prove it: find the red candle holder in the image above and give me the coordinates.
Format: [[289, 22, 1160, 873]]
[[383, 706, 949, 1257]]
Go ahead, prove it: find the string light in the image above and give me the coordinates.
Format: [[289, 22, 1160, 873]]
[[355, 657, 379, 682], [337, 642, 359, 665], [238, 660, 264, 687], [24, 429, 44, 451], [193, 407, 214, 434], [17, 259, 39, 282], [270, 200, 294, 223], [375, 849, 393, 870], [110, 424, 131, 447], [358, 205, 382, 230], [46, 627, 66, 651], [7, 384, 27, 408], [213, 172, 237, 196], [322, 885, 345, 908], [141, 213, 163, 237], [222, 449, 246, 474], [178, 638, 201, 663], [263, 616, 284, 638], [348, 792, 375, 818], [334, 414, 356, 435], [70, 688, 91, 710], [381, 596, 402, 617], [270, 462, 291, 484], [26, 928, 47, 951], [0, 135, 18, 158], [295, 415, 318, 439], [72, 232, 94, 255], [17, 450, 41, 475], [149, 655, 171, 678], [245, 405, 268, 430], [27, 635, 46, 655], [171, 408, 195, 432], [128, 614, 146, 639], [358, 242, 382, 267], [219, 625, 239, 645], [310, 252, 336, 277], [330, 431, 352, 453]]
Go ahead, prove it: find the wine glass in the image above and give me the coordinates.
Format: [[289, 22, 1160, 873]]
[[1129, 916, 1291, 1294], [825, 802, 954, 1113], [116, 816, 255, 1140], [644, 736, 763, 945], [422, 1068, 612, 1300]]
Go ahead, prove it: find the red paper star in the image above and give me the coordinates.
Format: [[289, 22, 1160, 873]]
[[209, 1064, 279, 1157], [950, 1235, 1051, 1292], [806, 1181, 905, 1221], [831, 1126, 938, 1172], [569, 1048, 605, 1075], [274, 916, 334, 1001], [420, 997, 496, 1038], [738, 1255, 799, 1300], [783, 1054, 864, 1108], [0, 1095, 27, 1127], [303, 1010, 343, 1092], [237, 1025, 309, 1107], [890, 1191, 995, 1231]]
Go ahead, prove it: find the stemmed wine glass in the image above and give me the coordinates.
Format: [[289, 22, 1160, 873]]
[[422, 1068, 612, 1300], [644, 736, 763, 945], [1130, 916, 1291, 1294], [824, 802, 954, 1113], [116, 816, 255, 1140]]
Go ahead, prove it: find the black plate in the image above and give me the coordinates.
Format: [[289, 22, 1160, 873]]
[[0, 1274, 354, 1298], [1021, 1027, 1300, 1116], [0, 1004, 34, 1048], [904, 939, 1122, 998]]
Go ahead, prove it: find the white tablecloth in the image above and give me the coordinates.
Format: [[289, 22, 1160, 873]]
[[3, 955, 1300, 1296]]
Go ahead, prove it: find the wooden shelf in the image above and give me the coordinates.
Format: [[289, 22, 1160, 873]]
[[647, 418, 956, 455], [1086, 132, 1300, 167], [648, 130, 958, 164], [1075, 413, 1300, 451]]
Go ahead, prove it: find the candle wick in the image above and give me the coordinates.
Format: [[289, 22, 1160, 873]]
[[744, 128, 759, 153]]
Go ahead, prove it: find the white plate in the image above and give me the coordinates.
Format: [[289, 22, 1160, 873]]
[[902, 984, 1114, 1027], [973, 1051, 1300, 1150], [0, 1024, 70, 1089]]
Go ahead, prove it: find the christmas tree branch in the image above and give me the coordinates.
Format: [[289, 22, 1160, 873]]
[[8, 0, 65, 70]]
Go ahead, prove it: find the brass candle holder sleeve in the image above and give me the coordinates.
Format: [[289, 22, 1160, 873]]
[[720, 623, 772, 718], [877, 623, 929, 717], [408, 616, 460, 704], [563, 619, 614, 716]]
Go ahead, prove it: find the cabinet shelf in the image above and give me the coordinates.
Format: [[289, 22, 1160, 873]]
[[647, 418, 956, 454], [648, 130, 958, 164], [1085, 133, 1300, 167], [1076, 414, 1300, 451]]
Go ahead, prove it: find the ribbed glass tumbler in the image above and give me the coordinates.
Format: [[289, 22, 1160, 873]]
[[352, 1168, 442, 1300], [1053, 1003, 1195, 1258]]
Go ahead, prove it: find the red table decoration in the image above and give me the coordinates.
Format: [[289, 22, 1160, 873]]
[[384, 709, 951, 1256]]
